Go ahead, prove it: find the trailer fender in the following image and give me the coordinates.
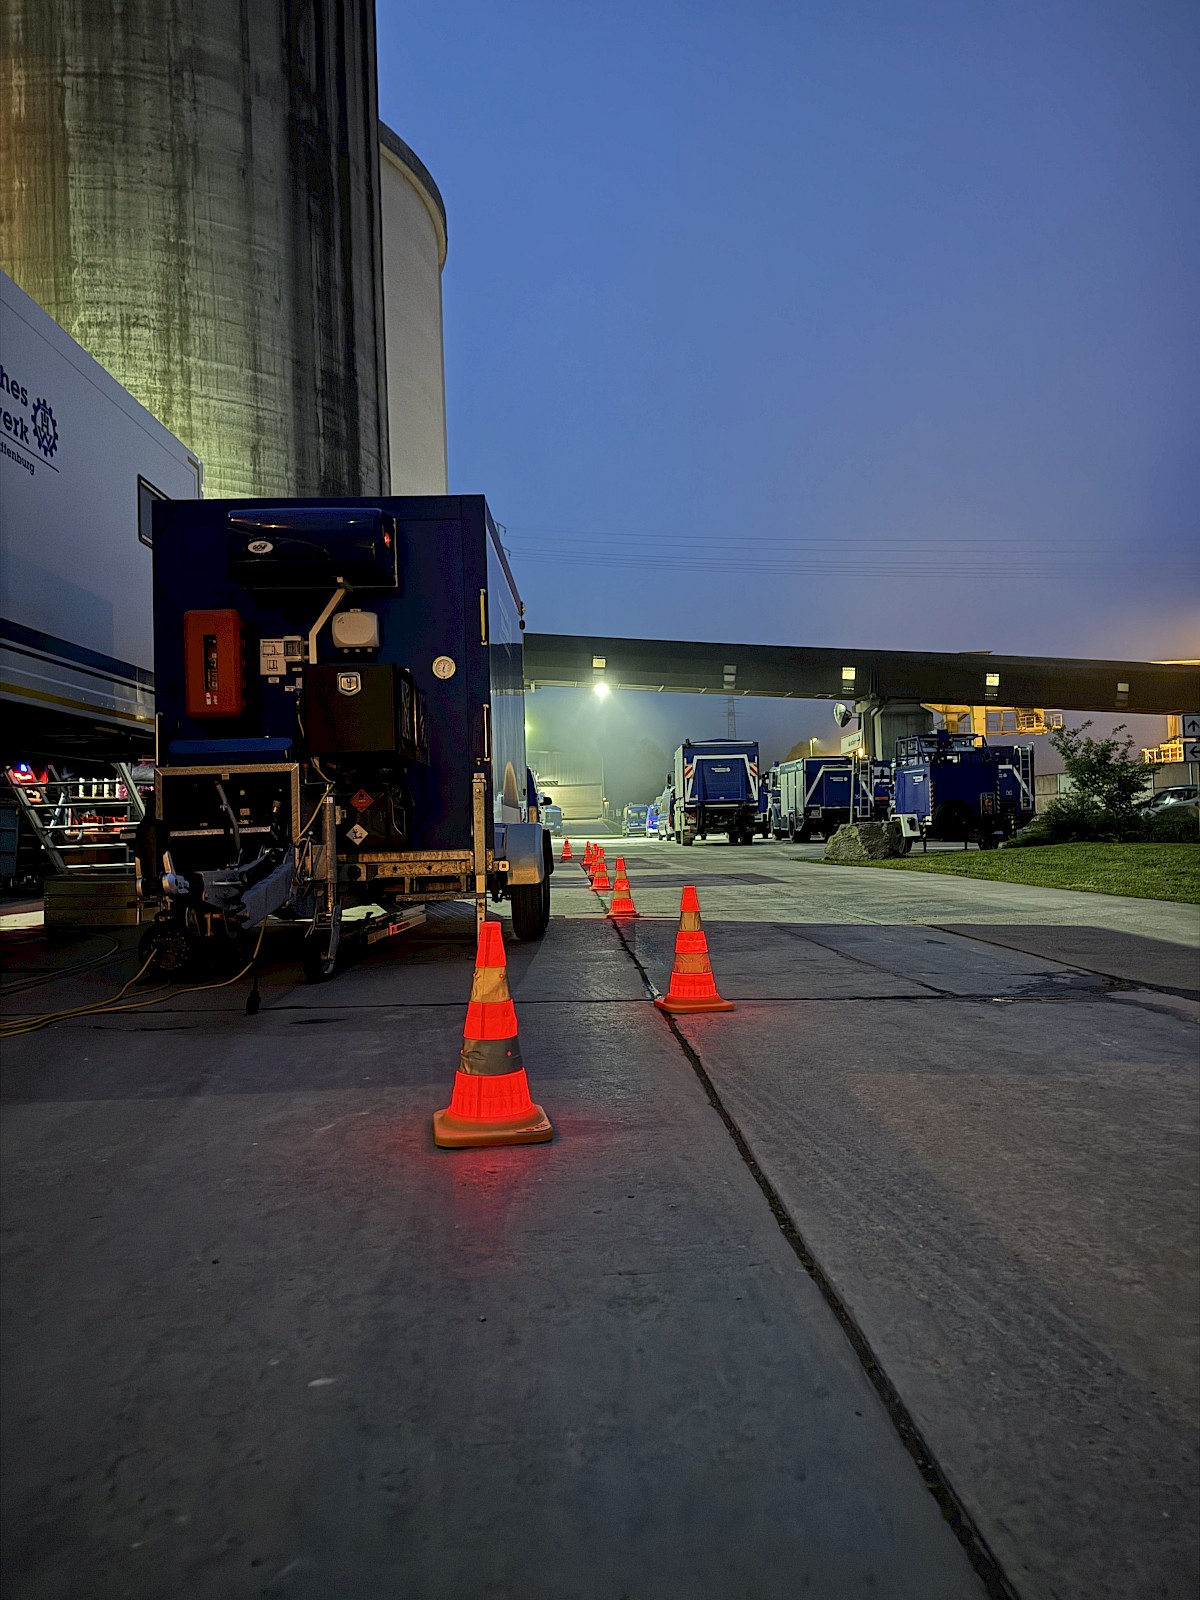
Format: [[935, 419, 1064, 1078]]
[[495, 821, 546, 886]]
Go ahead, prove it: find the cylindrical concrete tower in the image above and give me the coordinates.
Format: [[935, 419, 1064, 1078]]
[[0, 0, 389, 500], [379, 123, 448, 494]]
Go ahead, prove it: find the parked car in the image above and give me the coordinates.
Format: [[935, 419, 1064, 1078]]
[[622, 803, 649, 836], [542, 804, 564, 835], [1140, 785, 1198, 813]]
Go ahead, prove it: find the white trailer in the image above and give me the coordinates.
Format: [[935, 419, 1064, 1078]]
[[0, 270, 202, 756]]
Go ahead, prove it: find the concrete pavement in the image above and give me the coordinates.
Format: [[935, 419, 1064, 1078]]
[[2, 836, 1197, 1599]]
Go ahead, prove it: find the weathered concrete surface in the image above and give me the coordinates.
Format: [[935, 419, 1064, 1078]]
[[1, 916, 984, 1600], [611, 838, 1199, 1600], [3, 836, 1197, 1600]]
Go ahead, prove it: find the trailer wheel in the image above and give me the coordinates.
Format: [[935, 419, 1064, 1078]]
[[510, 881, 547, 941]]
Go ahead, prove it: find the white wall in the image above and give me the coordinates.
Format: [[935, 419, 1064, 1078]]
[[379, 131, 448, 494]]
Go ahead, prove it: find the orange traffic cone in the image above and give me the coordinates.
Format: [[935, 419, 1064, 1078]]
[[586, 845, 602, 878], [592, 851, 612, 891], [561, 836, 573, 861], [608, 858, 638, 919], [655, 886, 734, 1013], [583, 842, 595, 869], [433, 920, 553, 1148]]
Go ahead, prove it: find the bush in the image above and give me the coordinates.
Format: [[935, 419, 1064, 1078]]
[[1141, 808, 1200, 843], [1042, 722, 1151, 840], [1037, 795, 1140, 843]]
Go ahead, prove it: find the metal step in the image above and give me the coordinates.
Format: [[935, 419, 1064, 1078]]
[[3, 762, 146, 876]]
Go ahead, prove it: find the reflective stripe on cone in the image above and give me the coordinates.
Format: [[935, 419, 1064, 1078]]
[[433, 919, 552, 1148], [654, 885, 734, 1014]]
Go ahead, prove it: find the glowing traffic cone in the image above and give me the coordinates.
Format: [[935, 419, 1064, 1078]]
[[583, 842, 595, 869], [561, 836, 573, 861], [654, 886, 734, 1013], [592, 851, 612, 891], [608, 859, 639, 919], [433, 920, 553, 1148]]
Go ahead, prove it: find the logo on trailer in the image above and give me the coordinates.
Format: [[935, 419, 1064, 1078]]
[[337, 671, 362, 696], [31, 398, 58, 459], [247, 539, 274, 554]]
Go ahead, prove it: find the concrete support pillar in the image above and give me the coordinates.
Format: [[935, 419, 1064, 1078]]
[[857, 700, 935, 762]]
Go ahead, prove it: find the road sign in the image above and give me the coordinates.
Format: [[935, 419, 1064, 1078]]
[[1181, 713, 1200, 739], [1183, 742, 1200, 763]]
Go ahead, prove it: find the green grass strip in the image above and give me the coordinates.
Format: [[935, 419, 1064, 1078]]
[[817, 842, 1200, 903]]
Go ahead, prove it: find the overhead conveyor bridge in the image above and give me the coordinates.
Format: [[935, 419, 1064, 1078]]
[[522, 635, 1200, 759]]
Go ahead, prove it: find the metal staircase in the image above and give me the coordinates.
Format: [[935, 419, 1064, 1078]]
[[3, 764, 147, 874]]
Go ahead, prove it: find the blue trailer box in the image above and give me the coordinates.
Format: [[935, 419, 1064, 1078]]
[[670, 738, 761, 844], [892, 732, 1034, 846], [776, 755, 873, 840], [142, 495, 552, 977]]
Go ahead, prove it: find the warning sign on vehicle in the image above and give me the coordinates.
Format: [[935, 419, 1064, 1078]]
[[350, 789, 374, 812]]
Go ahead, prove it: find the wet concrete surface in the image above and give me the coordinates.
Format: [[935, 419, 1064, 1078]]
[[2, 834, 1197, 1599]]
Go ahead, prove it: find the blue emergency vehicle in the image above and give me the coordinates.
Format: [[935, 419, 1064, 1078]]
[[890, 731, 1035, 848], [669, 738, 760, 845], [137, 496, 553, 979]]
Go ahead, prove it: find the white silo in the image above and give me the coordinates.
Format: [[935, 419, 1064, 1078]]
[[379, 124, 449, 494]]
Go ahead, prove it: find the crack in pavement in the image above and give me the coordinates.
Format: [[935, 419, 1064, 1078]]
[[606, 912, 1021, 1600]]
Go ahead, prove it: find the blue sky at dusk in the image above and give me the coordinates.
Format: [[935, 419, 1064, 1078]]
[[378, 1, 1198, 760]]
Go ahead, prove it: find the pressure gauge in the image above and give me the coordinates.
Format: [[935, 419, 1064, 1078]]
[[432, 655, 456, 681]]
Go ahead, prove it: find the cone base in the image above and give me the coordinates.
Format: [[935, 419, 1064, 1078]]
[[432, 1103, 553, 1149], [654, 994, 735, 1014], [607, 907, 639, 919]]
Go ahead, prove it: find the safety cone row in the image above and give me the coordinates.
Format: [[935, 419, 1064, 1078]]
[[655, 886, 734, 1013], [560, 836, 573, 861], [433, 919, 553, 1148], [591, 850, 611, 891], [607, 857, 639, 919]]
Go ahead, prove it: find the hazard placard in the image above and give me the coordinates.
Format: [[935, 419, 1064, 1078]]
[[350, 789, 374, 812]]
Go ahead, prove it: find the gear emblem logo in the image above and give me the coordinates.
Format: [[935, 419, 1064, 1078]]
[[32, 398, 59, 459]]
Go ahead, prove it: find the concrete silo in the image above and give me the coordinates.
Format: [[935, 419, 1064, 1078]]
[[379, 123, 448, 494], [0, 0, 389, 500]]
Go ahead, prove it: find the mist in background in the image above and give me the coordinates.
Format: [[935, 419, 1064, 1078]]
[[379, 1, 1198, 763]]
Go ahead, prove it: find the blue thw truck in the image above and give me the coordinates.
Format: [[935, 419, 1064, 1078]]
[[669, 738, 761, 845], [772, 755, 898, 840], [775, 756, 858, 841], [890, 731, 1035, 849], [136, 496, 552, 979]]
